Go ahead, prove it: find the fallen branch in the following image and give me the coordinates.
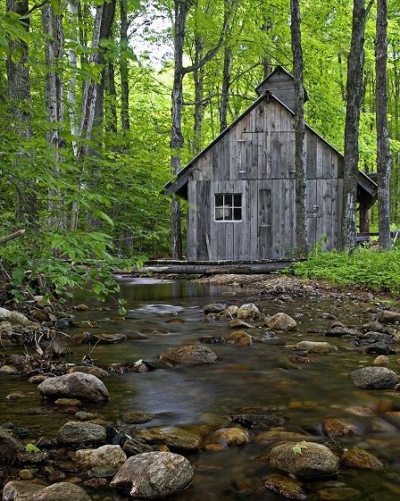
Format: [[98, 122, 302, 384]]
[[0, 229, 25, 245]]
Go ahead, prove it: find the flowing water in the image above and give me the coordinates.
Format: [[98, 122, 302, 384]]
[[1, 277, 400, 500]]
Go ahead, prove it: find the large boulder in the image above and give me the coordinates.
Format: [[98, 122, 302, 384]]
[[57, 421, 107, 446], [34, 483, 91, 501], [203, 303, 227, 314], [266, 313, 297, 331], [350, 366, 399, 389], [110, 452, 193, 498], [269, 442, 339, 478], [159, 345, 217, 366], [38, 372, 109, 402], [2, 481, 91, 501], [75, 445, 127, 470]]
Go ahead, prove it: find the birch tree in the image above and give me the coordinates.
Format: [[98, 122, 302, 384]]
[[42, 0, 65, 228], [376, 0, 391, 249]]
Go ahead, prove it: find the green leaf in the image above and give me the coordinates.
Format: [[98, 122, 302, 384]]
[[25, 443, 41, 453], [291, 441, 308, 455]]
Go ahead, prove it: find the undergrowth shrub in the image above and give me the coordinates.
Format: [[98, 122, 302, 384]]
[[287, 247, 400, 294]]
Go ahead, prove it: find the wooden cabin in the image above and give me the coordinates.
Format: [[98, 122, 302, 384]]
[[164, 66, 377, 261]]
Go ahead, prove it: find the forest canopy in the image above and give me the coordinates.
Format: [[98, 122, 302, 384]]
[[0, 0, 398, 298]]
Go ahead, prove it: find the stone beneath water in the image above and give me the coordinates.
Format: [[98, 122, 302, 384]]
[[264, 473, 306, 500], [322, 419, 356, 440], [0, 365, 19, 375], [136, 427, 202, 451], [229, 319, 254, 329], [253, 429, 313, 444], [203, 303, 227, 314], [81, 333, 127, 345], [227, 331, 253, 346], [110, 452, 193, 498], [159, 345, 217, 366], [269, 442, 339, 478], [230, 413, 285, 429], [57, 421, 107, 446], [350, 366, 399, 389], [75, 445, 127, 470], [373, 355, 389, 366], [295, 341, 334, 354], [316, 486, 362, 500], [325, 326, 360, 337], [38, 372, 109, 402], [341, 447, 384, 470], [68, 366, 110, 379], [121, 410, 154, 424], [208, 427, 249, 447], [266, 313, 297, 331]]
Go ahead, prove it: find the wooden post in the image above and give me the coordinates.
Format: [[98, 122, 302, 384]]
[[359, 202, 370, 233]]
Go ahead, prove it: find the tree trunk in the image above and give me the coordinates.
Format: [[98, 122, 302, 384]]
[[376, 0, 391, 250], [170, 0, 189, 259], [78, 1, 116, 159], [192, 34, 205, 153], [104, 61, 118, 137], [290, 0, 308, 257], [219, 45, 231, 132], [219, 0, 237, 133], [6, 0, 37, 225], [67, 0, 79, 158], [341, 0, 373, 250], [42, 1, 65, 229], [120, 0, 130, 132]]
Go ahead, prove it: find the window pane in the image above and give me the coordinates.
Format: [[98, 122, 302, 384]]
[[224, 208, 233, 220], [234, 194, 242, 207], [224, 194, 233, 206], [215, 194, 223, 207], [215, 208, 224, 220], [234, 208, 242, 220]]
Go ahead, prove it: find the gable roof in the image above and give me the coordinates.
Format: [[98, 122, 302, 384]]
[[255, 65, 309, 103], [163, 67, 377, 203]]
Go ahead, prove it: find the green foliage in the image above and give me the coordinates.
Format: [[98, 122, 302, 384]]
[[288, 247, 400, 294]]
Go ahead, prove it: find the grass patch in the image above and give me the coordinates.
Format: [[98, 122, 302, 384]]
[[286, 247, 400, 295]]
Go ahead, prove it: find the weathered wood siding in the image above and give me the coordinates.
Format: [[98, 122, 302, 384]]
[[187, 97, 343, 261]]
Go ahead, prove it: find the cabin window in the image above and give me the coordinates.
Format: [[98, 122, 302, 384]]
[[214, 193, 242, 222]]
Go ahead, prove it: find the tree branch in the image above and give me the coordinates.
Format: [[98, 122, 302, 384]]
[[0, 229, 26, 245]]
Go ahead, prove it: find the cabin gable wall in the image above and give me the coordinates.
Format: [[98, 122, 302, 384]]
[[187, 97, 343, 261]]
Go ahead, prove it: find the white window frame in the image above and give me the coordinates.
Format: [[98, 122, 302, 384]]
[[214, 193, 243, 222]]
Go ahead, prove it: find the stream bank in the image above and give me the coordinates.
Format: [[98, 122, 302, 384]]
[[1, 276, 400, 500]]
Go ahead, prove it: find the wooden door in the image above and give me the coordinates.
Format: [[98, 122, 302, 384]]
[[306, 179, 322, 247], [258, 184, 273, 259]]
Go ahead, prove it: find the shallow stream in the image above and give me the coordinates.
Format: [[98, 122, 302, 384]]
[[1, 277, 400, 500]]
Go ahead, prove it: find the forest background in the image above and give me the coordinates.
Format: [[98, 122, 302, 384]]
[[0, 0, 399, 300]]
